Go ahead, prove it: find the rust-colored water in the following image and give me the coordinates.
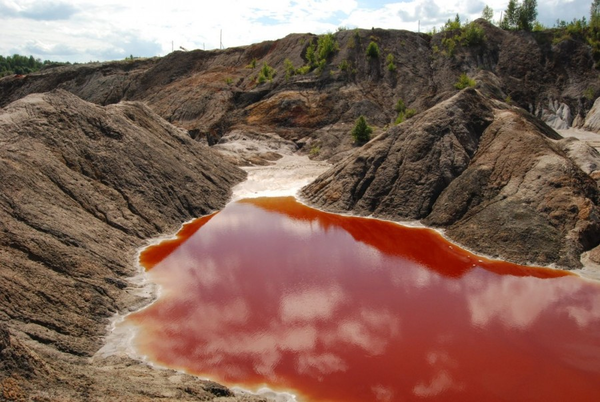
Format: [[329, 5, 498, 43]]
[[129, 197, 600, 402]]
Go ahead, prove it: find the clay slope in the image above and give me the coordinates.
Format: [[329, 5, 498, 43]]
[[302, 88, 600, 268], [0, 21, 598, 162], [0, 90, 263, 401]]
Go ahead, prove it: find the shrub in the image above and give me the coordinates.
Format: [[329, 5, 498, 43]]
[[338, 59, 350, 71], [459, 23, 486, 46], [305, 40, 317, 66], [309, 144, 321, 157], [366, 41, 380, 58], [246, 58, 257, 69], [584, 88, 595, 100], [351, 115, 373, 144], [257, 62, 275, 83], [454, 73, 476, 89], [317, 32, 339, 61], [395, 99, 406, 114], [441, 37, 457, 56], [443, 14, 462, 31], [395, 109, 417, 124], [284, 58, 295, 80], [300, 33, 340, 74], [349, 29, 361, 49], [297, 65, 312, 75], [386, 54, 396, 71], [316, 59, 327, 74], [394, 99, 416, 124]]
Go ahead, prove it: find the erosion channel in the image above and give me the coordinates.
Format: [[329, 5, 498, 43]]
[[115, 156, 600, 402]]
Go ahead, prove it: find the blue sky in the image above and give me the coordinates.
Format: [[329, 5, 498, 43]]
[[0, 0, 593, 63]]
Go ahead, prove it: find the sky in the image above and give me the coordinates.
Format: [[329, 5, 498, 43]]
[[0, 0, 593, 63]]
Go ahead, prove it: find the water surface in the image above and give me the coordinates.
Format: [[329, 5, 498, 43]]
[[130, 197, 600, 402]]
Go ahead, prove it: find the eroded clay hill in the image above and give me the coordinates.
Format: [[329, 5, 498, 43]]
[[301, 88, 600, 268], [0, 90, 267, 401], [1, 20, 599, 162]]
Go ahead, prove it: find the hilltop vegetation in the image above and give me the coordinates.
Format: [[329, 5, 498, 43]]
[[0, 54, 63, 77]]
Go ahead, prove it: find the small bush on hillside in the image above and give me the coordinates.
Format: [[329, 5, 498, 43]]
[[386, 54, 396, 71], [257, 62, 275, 83], [366, 41, 380, 58], [394, 98, 416, 124], [351, 115, 373, 144], [309, 144, 321, 157], [284, 58, 296, 80], [454, 73, 476, 89], [435, 16, 487, 57], [441, 37, 457, 56], [305, 40, 317, 66], [443, 14, 462, 31], [246, 58, 257, 69], [459, 22, 486, 46], [300, 33, 340, 74], [584, 87, 595, 100], [317, 32, 340, 61], [338, 59, 350, 71], [395, 99, 406, 114], [395, 109, 416, 125]]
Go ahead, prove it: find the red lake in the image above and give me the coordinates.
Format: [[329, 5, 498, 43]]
[[129, 196, 600, 401]]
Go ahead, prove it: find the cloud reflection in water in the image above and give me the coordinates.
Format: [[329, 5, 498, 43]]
[[129, 197, 600, 402]]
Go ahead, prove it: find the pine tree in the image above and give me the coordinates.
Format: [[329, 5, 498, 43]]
[[592, 0, 600, 29], [504, 0, 518, 29], [518, 0, 538, 31], [482, 5, 494, 23], [351, 116, 373, 144]]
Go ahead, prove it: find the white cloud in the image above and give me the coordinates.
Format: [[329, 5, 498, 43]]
[[0, 0, 593, 62]]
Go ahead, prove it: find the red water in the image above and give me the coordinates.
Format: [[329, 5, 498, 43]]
[[129, 197, 600, 402]]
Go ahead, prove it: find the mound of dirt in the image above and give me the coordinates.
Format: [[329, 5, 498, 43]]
[[0, 90, 268, 401]]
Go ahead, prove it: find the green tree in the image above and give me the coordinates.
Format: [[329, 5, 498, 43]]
[[444, 14, 462, 31], [366, 41, 380, 58], [305, 40, 316, 66], [501, 0, 519, 29], [592, 0, 600, 29], [501, 0, 538, 31], [257, 62, 275, 83], [351, 115, 373, 144], [386, 53, 396, 71], [482, 5, 494, 23], [316, 32, 339, 61], [0, 54, 58, 77], [394, 98, 416, 124], [517, 0, 538, 31], [284, 58, 295, 80], [454, 73, 476, 89]]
